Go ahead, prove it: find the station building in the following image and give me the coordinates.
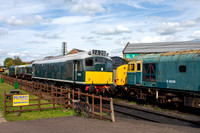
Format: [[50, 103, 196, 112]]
[[123, 41, 200, 60]]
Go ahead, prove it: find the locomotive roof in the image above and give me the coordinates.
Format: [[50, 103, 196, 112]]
[[33, 51, 111, 64], [17, 65, 26, 68], [129, 49, 200, 63]]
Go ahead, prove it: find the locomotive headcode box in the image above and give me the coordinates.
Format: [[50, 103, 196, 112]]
[[91, 50, 107, 56]]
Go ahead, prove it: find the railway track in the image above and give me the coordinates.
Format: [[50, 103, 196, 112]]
[[112, 101, 200, 127]]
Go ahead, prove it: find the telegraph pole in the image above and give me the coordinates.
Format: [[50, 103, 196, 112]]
[[62, 42, 67, 55]]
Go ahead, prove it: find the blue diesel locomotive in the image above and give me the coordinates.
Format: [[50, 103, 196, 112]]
[[125, 49, 200, 108]]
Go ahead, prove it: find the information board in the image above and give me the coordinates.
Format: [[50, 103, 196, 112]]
[[13, 95, 29, 106]]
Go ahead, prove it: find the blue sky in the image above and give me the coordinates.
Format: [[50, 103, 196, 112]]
[[0, 0, 200, 65]]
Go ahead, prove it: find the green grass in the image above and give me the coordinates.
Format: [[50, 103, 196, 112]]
[[129, 101, 136, 105], [0, 83, 73, 121]]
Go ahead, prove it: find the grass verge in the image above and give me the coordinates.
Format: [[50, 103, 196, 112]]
[[0, 83, 73, 121]]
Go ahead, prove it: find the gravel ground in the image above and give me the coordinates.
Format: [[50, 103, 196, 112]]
[[0, 116, 199, 133]]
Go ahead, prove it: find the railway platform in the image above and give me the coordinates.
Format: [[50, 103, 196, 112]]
[[0, 116, 199, 133]]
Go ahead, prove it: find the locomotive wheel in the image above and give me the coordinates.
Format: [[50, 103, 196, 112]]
[[109, 85, 116, 93], [88, 85, 95, 94]]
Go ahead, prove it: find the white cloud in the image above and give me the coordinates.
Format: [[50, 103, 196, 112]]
[[6, 15, 51, 26], [52, 16, 92, 25], [154, 22, 183, 35], [0, 28, 8, 36], [134, 35, 177, 43], [182, 20, 198, 27], [94, 25, 131, 35], [71, 2, 105, 15], [153, 19, 199, 35], [114, 36, 132, 46], [26, 40, 47, 44], [36, 33, 60, 39], [192, 31, 200, 38]]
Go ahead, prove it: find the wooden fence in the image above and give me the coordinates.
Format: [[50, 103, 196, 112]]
[[1, 75, 115, 122]]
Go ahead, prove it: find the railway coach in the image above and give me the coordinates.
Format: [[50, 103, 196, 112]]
[[32, 50, 113, 94], [125, 49, 200, 108]]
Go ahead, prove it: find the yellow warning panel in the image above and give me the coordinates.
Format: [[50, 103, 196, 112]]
[[85, 71, 113, 84], [116, 64, 128, 86]]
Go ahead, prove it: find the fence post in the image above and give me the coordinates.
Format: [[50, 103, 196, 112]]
[[86, 93, 89, 104], [92, 94, 94, 118], [56, 87, 58, 103], [68, 88, 71, 107], [78, 91, 80, 99], [72, 90, 74, 107], [4, 91, 6, 115], [20, 106, 22, 113], [61, 87, 63, 105], [51, 85, 53, 100], [110, 98, 115, 122], [100, 95, 102, 119], [26, 80, 27, 91], [31, 81, 34, 93], [38, 87, 41, 112]]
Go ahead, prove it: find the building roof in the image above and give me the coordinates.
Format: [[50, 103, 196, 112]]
[[123, 41, 200, 54], [67, 48, 85, 55]]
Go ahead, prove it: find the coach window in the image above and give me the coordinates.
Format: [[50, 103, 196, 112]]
[[179, 65, 186, 73], [85, 58, 93, 66]]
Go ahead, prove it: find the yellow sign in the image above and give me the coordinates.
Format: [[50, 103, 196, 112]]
[[13, 95, 29, 106]]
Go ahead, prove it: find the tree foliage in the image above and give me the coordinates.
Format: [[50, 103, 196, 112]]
[[6, 60, 14, 69], [13, 56, 23, 65], [4, 58, 13, 66], [4, 56, 25, 68]]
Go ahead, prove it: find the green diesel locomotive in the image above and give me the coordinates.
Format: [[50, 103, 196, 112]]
[[32, 50, 113, 93]]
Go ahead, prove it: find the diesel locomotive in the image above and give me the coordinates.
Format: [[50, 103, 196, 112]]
[[32, 50, 113, 93], [116, 49, 200, 108]]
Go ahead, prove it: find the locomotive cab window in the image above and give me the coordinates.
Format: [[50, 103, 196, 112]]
[[85, 58, 93, 66], [114, 58, 121, 65], [95, 57, 104, 63], [77, 61, 82, 71], [137, 63, 141, 71], [128, 64, 135, 71], [106, 60, 112, 68], [179, 65, 186, 73]]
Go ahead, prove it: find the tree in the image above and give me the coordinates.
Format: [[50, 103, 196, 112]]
[[4, 56, 25, 68], [4, 58, 13, 66], [13, 56, 23, 65], [6, 60, 14, 69]]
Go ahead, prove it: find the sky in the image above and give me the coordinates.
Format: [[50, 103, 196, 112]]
[[0, 0, 200, 65]]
